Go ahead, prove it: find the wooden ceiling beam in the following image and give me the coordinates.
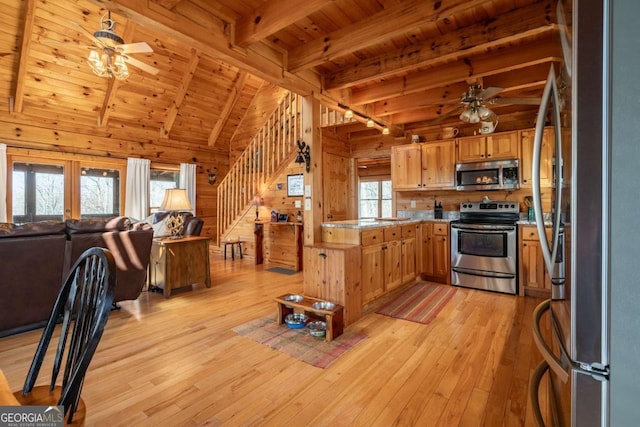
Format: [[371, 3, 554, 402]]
[[161, 48, 200, 138], [209, 71, 247, 147], [86, 0, 321, 96], [350, 37, 562, 105], [287, 0, 493, 73], [12, 0, 36, 113], [235, 0, 333, 47], [325, 0, 557, 90]]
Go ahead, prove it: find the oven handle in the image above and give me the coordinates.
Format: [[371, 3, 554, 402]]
[[451, 223, 516, 232], [452, 267, 516, 279]]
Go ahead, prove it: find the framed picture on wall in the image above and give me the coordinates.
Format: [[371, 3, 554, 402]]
[[287, 174, 304, 197]]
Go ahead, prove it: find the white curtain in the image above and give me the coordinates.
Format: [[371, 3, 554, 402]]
[[125, 158, 150, 221], [0, 144, 6, 222], [179, 163, 196, 214]]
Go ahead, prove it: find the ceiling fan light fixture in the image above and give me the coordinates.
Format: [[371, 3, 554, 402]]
[[344, 109, 353, 119], [477, 105, 494, 121], [366, 118, 374, 128], [382, 126, 390, 135]]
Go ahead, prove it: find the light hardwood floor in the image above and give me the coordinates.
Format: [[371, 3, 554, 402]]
[[0, 252, 549, 426]]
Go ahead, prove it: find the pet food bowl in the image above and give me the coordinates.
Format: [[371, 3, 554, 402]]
[[283, 294, 304, 308], [307, 321, 327, 337], [284, 313, 308, 329], [311, 301, 335, 311]]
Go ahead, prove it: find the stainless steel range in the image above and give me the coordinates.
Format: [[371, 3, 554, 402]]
[[450, 200, 519, 294]]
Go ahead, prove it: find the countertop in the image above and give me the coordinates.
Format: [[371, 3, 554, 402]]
[[321, 218, 452, 229]]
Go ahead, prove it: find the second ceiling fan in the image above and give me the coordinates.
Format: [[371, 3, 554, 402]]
[[432, 84, 541, 125]]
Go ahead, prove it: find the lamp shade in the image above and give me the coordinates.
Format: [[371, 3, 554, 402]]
[[160, 188, 192, 211]]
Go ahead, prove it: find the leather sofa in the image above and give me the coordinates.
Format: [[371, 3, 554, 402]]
[[0, 217, 153, 337]]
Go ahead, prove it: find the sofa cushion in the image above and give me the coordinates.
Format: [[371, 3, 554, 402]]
[[0, 221, 66, 238], [65, 216, 131, 234]]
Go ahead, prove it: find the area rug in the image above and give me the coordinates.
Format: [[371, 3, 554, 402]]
[[266, 267, 297, 275], [375, 282, 457, 324], [233, 317, 367, 369]]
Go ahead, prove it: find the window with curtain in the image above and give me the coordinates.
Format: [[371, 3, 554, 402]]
[[359, 178, 392, 219], [149, 169, 179, 212]]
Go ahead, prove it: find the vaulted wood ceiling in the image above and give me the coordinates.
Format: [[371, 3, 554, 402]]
[[0, 0, 562, 153]]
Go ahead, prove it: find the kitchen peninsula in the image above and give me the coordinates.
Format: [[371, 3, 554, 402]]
[[303, 217, 453, 325]]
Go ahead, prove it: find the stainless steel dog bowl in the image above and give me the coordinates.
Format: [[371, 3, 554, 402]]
[[311, 301, 335, 311]]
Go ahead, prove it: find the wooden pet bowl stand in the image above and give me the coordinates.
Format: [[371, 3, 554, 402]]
[[274, 294, 344, 342]]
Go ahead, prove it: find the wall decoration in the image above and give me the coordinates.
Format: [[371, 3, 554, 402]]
[[287, 174, 304, 197]]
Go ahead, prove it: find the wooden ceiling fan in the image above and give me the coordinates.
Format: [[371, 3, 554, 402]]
[[431, 84, 541, 125], [73, 11, 159, 80]]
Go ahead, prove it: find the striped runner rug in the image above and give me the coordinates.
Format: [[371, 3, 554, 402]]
[[375, 282, 457, 324]]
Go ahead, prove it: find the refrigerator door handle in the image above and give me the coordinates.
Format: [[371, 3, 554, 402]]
[[529, 360, 550, 427], [532, 299, 569, 383], [532, 65, 563, 282]]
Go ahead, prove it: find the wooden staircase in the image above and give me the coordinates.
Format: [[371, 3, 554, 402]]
[[217, 92, 302, 244]]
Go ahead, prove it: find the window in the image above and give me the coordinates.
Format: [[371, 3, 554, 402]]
[[80, 167, 120, 219], [150, 169, 179, 212], [12, 163, 65, 223], [359, 178, 392, 219]]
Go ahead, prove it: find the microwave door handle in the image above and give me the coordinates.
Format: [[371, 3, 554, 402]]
[[532, 299, 569, 383], [529, 360, 550, 427], [532, 65, 557, 275]]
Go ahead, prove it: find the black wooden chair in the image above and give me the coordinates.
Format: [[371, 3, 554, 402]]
[[13, 247, 116, 425]]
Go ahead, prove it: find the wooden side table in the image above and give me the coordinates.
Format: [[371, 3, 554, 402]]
[[148, 236, 211, 297]]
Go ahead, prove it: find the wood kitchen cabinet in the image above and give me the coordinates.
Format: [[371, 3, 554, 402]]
[[519, 225, 552, 297], [391, 141, 456, 190], [400, 224, 417, 284], [520, 127, 554, 188], [419, 221, 450, 284], [303, 243, 362, 325], [457, 131, 519, 163]]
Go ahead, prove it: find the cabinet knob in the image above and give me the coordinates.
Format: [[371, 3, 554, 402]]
[[523, 243, 527, 247], [487, 154, 492, 157]]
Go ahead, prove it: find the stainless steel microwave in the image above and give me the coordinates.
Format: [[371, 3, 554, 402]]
[[455, 159, 519, 191]]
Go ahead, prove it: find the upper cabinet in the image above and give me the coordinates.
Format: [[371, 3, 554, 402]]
[[520, 127, 554, 188], [391, 141, 456, 191], [457, 131, 519, 163]]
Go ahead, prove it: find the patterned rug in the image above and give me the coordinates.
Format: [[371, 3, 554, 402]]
[[233, 317, 367, 369], [375, 282, 457, 324]]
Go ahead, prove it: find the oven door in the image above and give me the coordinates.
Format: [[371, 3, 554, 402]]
[[451, 222, 518, 294]]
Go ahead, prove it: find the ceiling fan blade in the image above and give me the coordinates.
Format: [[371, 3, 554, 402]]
[[124, 56, 160, 75], [429, 106, 464, 125], [490, 97, 541, 105], [477, 86, 504, 100], [119, 42, 153, 54], [67, 20, 105, 49]]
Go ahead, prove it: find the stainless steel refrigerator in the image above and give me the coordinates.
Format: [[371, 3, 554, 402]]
[[528, 0, 611, 425]]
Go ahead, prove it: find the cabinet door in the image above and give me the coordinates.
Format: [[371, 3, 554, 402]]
[[520, 238, 549, 291], [421, 140, 456, 189], [362, 244, 385, 303], [419, 223, 434, 276], [401, 237, 416, 284], [303, 247, 325, 297], [384, 240, 403, 291], [433, 234, 449, 280], [391, 144, 423, 190], [520, 128, 554, 188], [457, 136, 487, 162], [486, 131, 519, 160]]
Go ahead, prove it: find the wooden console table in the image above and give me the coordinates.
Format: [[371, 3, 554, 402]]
[[255, 222, 303, 271], [274, 294, 344, 342], [148, 236, 211, 297]]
